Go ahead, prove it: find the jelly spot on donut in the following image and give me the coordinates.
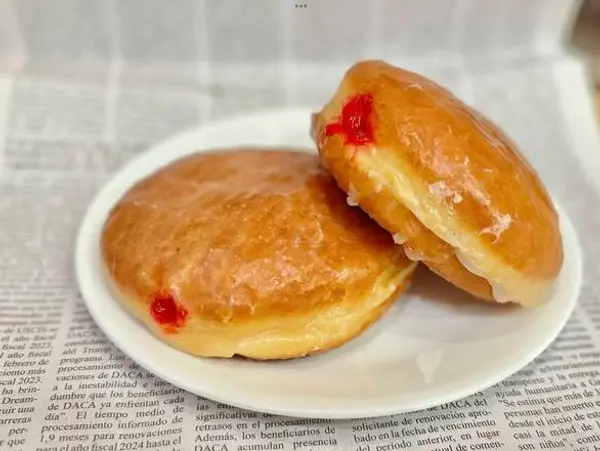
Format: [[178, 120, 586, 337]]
[[324, 93, 375, 161], [150, 292, 188, 332]]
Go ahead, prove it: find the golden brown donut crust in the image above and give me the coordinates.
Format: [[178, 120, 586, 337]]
[[100, 148, 416, 359], [312, 60, 563, 306]]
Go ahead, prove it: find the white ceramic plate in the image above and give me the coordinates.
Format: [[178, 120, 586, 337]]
[[75, 108, 582, 419]]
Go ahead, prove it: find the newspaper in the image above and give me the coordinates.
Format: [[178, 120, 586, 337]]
[[1, 0, 600, 450]]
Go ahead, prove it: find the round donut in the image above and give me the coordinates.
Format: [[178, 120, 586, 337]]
[[310, 60, 563, 307], [100, 148, 417, 360]]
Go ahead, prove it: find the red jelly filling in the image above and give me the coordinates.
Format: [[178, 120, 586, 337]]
[[150, 292, 188, 332], [324, 93, 375, 147]]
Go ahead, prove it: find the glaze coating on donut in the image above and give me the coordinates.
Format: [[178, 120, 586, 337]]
[[312, 60, 563, 306], [100, 148, 417, 359]]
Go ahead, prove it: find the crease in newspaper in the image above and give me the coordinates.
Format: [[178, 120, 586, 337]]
[[0, 77, 13, 176]]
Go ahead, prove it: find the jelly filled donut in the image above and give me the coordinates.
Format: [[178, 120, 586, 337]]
[[100, 148, 417, 359], [311, 60, 563, 306]]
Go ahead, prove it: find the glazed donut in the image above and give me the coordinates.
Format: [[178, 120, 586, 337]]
[[311, 60, 563, 306], [100, 148, 417, 359]]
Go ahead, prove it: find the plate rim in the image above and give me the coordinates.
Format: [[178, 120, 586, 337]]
[[74, 107, 583, 419]]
